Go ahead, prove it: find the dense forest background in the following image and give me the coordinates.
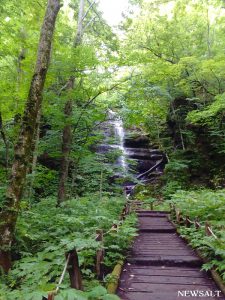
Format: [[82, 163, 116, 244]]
[[0, 0, 224, 299]]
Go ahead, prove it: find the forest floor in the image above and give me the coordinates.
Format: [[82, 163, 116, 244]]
[[117, 209, 225, 300]]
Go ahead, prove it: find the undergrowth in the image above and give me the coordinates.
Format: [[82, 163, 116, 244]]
[[0, 195, 137, 300], [170, 189, 225, 280]]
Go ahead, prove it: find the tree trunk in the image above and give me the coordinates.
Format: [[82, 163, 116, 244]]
[[57, 78, 74, 205], [0, 0, 61, 273], [74, 0, 85, 47], [0, 112, 9, 172], [25, 110, 41, 203], [57, 0, 85, 204]]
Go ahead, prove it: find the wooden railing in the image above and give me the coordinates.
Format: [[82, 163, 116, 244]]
[[47, 202, 131, 299], [170, 204, 218, 239], [169, 204, 225, 295]]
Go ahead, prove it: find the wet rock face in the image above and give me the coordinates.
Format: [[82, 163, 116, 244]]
[[124, 135, 149, 148], [124, 134, 165, 175]]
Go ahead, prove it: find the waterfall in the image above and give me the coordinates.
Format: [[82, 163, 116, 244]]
[[97, 109, 165, 196], [108, 110, 128, 174]]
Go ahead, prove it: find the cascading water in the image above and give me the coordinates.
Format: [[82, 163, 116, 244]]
[[108, 110, 128, 174], [97, 109, 165, 195]]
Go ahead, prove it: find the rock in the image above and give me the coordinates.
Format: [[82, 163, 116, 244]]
[[124, 135, 150, 148]]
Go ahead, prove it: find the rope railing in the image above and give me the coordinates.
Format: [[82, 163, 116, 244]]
[[170, 204, 218, 239], [47, 201, 131, 299]]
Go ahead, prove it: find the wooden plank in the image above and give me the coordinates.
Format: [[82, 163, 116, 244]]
[[122, 268, 207, 278], [138, 228, 176, 233], [121, 275, 214, 285], [120, 282, 217, 292], [127, 257, 202, 267], [138, 218, 170, 222], [134, 241, 189, 246], [124, 265, 202, 271], [131, 250, 196, 256], [132, 246, 188, 250], [128, 255, 200, 260]]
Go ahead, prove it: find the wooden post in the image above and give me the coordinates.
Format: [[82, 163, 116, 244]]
[[66, 250, 83, 290], [47, 293, 55, 300], [195, 219, 201, 229], [107, 261, 124, 294], [120, 205, 126, 220], [127, 203, 131, 214], [169, 204, 176, 219], [175, 209, 181, 224], [185, 216, 191, 228], [112, 224, 118, 232], [96, 230, 104, 279], [150, 202, 154, 211], [124, 203, 131, 216]]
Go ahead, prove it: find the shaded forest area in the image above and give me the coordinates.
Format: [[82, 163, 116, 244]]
[[0, 0, 225, 299]]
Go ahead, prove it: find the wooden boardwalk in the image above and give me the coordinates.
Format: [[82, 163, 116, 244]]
[[117, 210, 225, 300]]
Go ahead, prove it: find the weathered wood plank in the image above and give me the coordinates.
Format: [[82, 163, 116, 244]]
[[120, 275, 215, 285], [122, 267, 207, 278], [117, 211, 224, 300]]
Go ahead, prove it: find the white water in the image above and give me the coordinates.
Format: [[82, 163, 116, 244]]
[[109, 110, 128, 174]]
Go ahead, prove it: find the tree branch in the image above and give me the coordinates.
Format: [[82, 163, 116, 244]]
[[140, 45, 176, 64], [82, 0, 98, 21]]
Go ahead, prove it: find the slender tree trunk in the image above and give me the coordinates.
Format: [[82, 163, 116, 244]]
[[74, 0, 85, 47], [99, 169, 103, 201], [57, 0, 85, 204], [0, 112, 9, 173], [26, 110, 41, 203], [57, 78, 74, 205], [206, 3, 212, 58], [0, 0, 61, 273], [16, 48, 26, 110], [178, 122, 185, 151]]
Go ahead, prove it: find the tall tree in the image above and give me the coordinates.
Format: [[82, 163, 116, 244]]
[[0, 112, 9, 172], [57, 77, 74, 204], [0, 0, 61, 272], [57, 0, 118, 204], [74, 0, 85, 46], [57, 0, 85, 204]]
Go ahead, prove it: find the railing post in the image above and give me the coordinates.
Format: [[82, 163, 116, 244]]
[[47, 293, 55, 300], [205, 222, 211, 237], [185, 216, 191, 228], [120, 204, 127, 220], [96, 229, 104, 279], [170, 204, 176, 219], [195, 219, 201, 229], [150, 202, 154, 211], [66, 249, 83, 290], [176, 209, 181, 224], [125, 203, 130, 215], [126, 203, 131, 215], [112, 224, 118, 232]]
